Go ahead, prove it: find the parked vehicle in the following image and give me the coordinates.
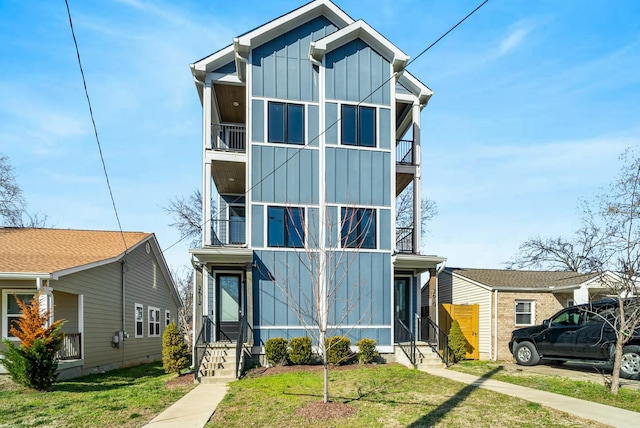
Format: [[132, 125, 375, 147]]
[[509, 299, 640, 380]]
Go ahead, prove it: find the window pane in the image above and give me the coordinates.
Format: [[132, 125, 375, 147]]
[[341, 207, 357, 247], [287, 207, 304, 248], [268, 207, 285, 247], [287, 104, 304, 145], [515, 302, 530, 313], [7, 294, 33, 315], [136, 323, 143, 336], [341, 105, 357, 145], [360, 209, 376, 249], [268, 102, 285, 143], [516, 314, 531, 324], [359, 107, 375, 147]]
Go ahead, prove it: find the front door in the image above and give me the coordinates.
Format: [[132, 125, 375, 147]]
[[217, 273, 241, 341], [394, 277, 412, 332]]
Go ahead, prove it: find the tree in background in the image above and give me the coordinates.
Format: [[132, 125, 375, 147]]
[[0, 154, 49, 228], [1, 292, 65, 390], [171, 266, 193, 350], [395, 182, 437, 238], [164, 189, 217, 248], [162, 321, 190, 375]]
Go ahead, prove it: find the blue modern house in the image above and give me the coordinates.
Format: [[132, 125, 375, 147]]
[[189, 0, 446, 380]]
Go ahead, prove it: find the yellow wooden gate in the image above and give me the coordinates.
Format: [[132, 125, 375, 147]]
[[439, 303, 480, 360]]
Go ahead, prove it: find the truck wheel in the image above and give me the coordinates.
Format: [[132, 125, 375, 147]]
[[514, 342, 540, 366], [620, 345, 640, 380]]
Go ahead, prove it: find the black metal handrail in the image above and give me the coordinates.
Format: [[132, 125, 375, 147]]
[[235, 314, 247, 379], [57, 332, 81, 360], [396, 227, 414, 253], [419, 315, 451, 366], [397, 139, 413, 165], [395, 318, 416, 367], [194, 315, 215, 381], [211, 219, 246, 246]]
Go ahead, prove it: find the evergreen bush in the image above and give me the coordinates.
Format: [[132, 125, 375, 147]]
[[162, 321, 190, 375], [356, 338, 378, 364], [448, 320, 468, 363], [265, 338, 288, 366], [325, 336, 351, 365], [288, 336, 312, 365]]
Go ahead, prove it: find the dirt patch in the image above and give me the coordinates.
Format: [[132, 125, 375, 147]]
[[164, 373, 196, 390], [245, 362, 392, 378], [295, 401, 357, 420]]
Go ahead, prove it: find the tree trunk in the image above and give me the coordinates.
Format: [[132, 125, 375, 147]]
[[610, 338, 623, 395], [320, 328, 328, 403]]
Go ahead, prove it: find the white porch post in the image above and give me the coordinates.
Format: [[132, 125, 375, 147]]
[[203, 81, 213, 247], [37, 278, 54, 327], [412, 102, 421, 253], [78, 294, 84, 359]]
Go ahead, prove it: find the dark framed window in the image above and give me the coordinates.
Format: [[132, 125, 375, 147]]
[[268, 206, 304, 248], [149, 307, 160, 337], [341, 105, 376, 147], [135, 303, 143, 338], [268, 102, 304, 144], [341, 207, 376, 249]]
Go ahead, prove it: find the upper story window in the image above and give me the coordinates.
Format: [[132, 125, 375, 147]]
[[341, 207, 376, 249], [135, 303, 144, 338], [515, 300, 534, 326], [341, 105, 375, 147], [268, 102, 304, 145], [268, 206, 305, 248], [149, 307, 161, 337]]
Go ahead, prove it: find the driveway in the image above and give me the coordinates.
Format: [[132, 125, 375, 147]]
[[496, 360, 640, 391]]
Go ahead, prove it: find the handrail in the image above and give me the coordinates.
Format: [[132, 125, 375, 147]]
[[396, 139, 413, 165], [194, 315, 215, 382], [211, 219, 246, 246], [211, 123, 246, 151], [235, 314, 247, 379], [394, 318, 416, 367], [396, 227, 414, 253], [57, 332, 81, 360], [419, 315, 451, 366]]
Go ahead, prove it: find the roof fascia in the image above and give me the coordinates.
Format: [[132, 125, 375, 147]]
[[309, 20, 409, 73], [0, 272, 52, 280], [398, 72, 433, 107]]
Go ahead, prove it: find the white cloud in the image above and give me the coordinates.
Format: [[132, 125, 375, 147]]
[[499, 21, 534, 56]]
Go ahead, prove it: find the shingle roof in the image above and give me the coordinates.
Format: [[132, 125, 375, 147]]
[[448, 268, 598, 290], [0, 228, 151, 274]]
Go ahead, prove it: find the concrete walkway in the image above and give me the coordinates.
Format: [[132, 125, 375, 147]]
[[423, 367, 639, 428], [144, 382, 228, 428]]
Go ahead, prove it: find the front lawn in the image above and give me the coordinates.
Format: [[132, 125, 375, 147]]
[[209, 363, 607, 427], [0, 363, 195, 427]]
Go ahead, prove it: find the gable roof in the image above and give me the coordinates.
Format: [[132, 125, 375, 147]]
[[0, 228, 151, 277], [447, 267, 599, 291]]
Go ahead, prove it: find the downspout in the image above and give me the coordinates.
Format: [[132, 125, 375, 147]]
[[121, 259, 127, 366], [493, 289, 498, 361]]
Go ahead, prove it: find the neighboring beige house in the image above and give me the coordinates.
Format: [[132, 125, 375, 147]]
[[0, 228, 181, 379], [435, 268, 611, 360]]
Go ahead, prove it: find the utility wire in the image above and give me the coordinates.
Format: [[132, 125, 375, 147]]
[[65, 0, 129, 253], [161, 0, 491, 255]]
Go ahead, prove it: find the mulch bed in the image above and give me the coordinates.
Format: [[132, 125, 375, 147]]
[[164, 373, 196, 389], [295, 401, 357, 420]]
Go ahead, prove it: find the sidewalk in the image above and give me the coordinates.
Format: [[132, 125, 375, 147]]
[[144, 382, 228, 428], [423, 367, 639, 428]]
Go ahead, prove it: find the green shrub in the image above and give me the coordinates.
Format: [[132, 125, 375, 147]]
[[265, 338, 288, 366], [288, 336, 312, 365], [448, 320, 468, 363], [325, 336, 351, 365], [162, 321, 190, 375], [356, 338, 378, 364]]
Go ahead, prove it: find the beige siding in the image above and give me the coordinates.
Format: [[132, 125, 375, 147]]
[[54, 291, 78, 333], [450, 275, 492, 360]]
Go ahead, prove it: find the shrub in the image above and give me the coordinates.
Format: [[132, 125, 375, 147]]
[[1, 292, 65, 391], [448, 320, 468, 363], [288, 336, 312, 365], [162, 321, 190, 375], [325, 336, 351, 365], [265, 338, 288, 366], [356, 338, 378, 364]]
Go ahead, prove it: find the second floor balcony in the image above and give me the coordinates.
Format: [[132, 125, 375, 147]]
[[210, 218, 246, 247], [211, 123, 246, 152]]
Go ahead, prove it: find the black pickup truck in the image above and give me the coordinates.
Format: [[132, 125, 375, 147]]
[[509, 299, 640, 380]]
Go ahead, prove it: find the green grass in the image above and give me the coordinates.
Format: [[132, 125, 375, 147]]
[[451, 360, 640, 413], [0, 363, 195, 427], [208, 364, 607, 427]]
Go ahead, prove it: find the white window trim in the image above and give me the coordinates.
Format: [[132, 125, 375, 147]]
[[165, 309, 171, 327], [514, 300, 535, 326], [149, 306, 161, 337], [2, 289, 36, 341], [134, 303, 144, 338], [566, 299, 575, 308]]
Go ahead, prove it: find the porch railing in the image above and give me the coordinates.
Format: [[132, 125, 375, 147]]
[[396, 227, 414, 253], [57, 332, 82, 360], [194, 315, 215, 382], [211, 123, 246, 152], [397, 139, 414, 165], [418, 315, 451, 366], [394, 318, 416, 367], [235, 314, 247, 379], [211, 219, 246, 246]]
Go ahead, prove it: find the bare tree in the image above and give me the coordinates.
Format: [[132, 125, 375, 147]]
[[0, 154, 50, 228], [395, 183, 437, 236], [171, 266, 194, 350], [164, 189, 216, 248]]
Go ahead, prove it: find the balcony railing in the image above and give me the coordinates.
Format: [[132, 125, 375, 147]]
[[211, 123, 246, 152], [57, 332, 81, 360], [211, 219, 246, 246], [397, 139, 414, 165], [396, 227, 414, 253]]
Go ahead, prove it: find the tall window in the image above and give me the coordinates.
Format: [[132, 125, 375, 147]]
[[341, 207, 376, 249], [149, 307, 160, 337], [135, 303, 144, 338], [165, 310, 171, 327], [268, 102, 304, 144], [268, 206, 304, 248], [515, 300, 534, 326], [341, 105, 375, 147], [2, 291, 35, 340]]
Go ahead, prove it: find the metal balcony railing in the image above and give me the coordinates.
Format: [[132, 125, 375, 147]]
[[211, 219, 246, 246], [57, 332, 81, 360], [211, 123, 246, 151], [396, 227, 414, 253], [396, 139, 413, 165]]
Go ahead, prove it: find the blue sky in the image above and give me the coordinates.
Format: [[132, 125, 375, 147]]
[[0, 0, 638, 272]]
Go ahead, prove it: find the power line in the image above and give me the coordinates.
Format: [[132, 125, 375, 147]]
[[161, 0, 491, 256], [64, 0, 129, 254]]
